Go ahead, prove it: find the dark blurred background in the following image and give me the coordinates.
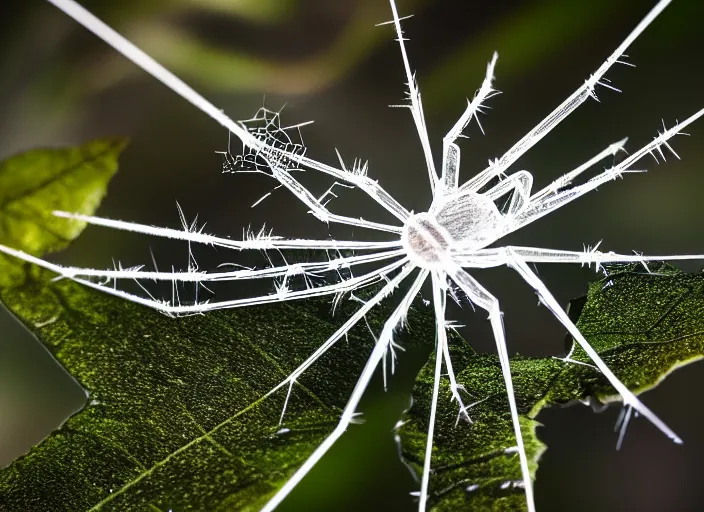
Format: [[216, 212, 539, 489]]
[[1, 0, 703, 510]]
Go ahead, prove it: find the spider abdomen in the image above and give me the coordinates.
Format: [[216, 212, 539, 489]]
[[434, 191, 503, 249]]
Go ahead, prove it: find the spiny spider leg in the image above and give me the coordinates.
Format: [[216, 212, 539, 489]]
[[460, 0, 673, 193], [514, 107, 704, 231], [454, 246, 704, 270], [387, 0, 437, 195], [253, 150, 402, 234], [418, 293, 445, 512], [431, 273, 472, 425], [45, 0, 410, 225], [0, 243, 405, 283], [507, 252, 682, 444], [416, 272, 474, 510], [63, 258, 410, 316], [261, 268, 429, 512], [53, 211, 402, 251], [529, 138, 628, 203], [440, 53, 499, 194], [331, 149, 410, 222], [447, 264, 536, 512], [259, 155, 401, 233]]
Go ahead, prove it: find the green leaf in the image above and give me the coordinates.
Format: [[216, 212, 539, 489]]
[[398, 263, 704, 511], [0, 138, 127, 285], [0, 136, 430, 510], [0, 266, 430, 510]]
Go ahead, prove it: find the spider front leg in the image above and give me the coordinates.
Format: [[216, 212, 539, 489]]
[[507, 250, 682, 445], [446, 263, 536, 512], [387, 0, 437, 195], [459, 0, 672, 192], [439, 53, 499, 195], [529, 138, 628, 204], [52, 211, 403, 252]]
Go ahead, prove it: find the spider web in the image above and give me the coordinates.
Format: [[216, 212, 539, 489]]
[[221, 107, 309, 177]]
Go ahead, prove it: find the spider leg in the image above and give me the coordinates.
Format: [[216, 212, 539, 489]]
[[513, 108, 704, 232], [507, 250, 682, 444], [445, 264, 536, 512], [256, 150, 403, 234], [418, 305, 444, 512], [45, 0, 410, 225], [19, 257, 408, 316], [330, 150, 410, 222], [261, 268, 428, 512], [454, 246, 704, 270], [416, 271, 472, 510], [431, 272, 472, 425], [459, 0, 673, 193], [52, 211, 402, 251], [615, 405, 635, 450], [0, 243, 405, 284], [387, 0, 438, 195], [484, 170, 533, 217], [439, 53, 499, 195], [529, 138, 628, 204]]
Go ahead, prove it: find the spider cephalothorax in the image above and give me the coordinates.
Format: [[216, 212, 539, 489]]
[[1, 0, 703, 511]]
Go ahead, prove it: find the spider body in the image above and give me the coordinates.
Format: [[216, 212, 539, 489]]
[[433, 190, 505, 249], [1, 0, 703, 511], [404, 190, 505, 269]]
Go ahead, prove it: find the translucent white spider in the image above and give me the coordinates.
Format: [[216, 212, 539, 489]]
[[2, 0, 704, 510]]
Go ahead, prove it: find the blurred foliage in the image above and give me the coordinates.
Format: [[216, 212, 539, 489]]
[[425, 0, 703, 112], [400, 262, 704, 510], [8, 0, 703, 128], [11, 0, 425, 100], [425, 0, 637, 111], [0, 138, 127, 285]]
